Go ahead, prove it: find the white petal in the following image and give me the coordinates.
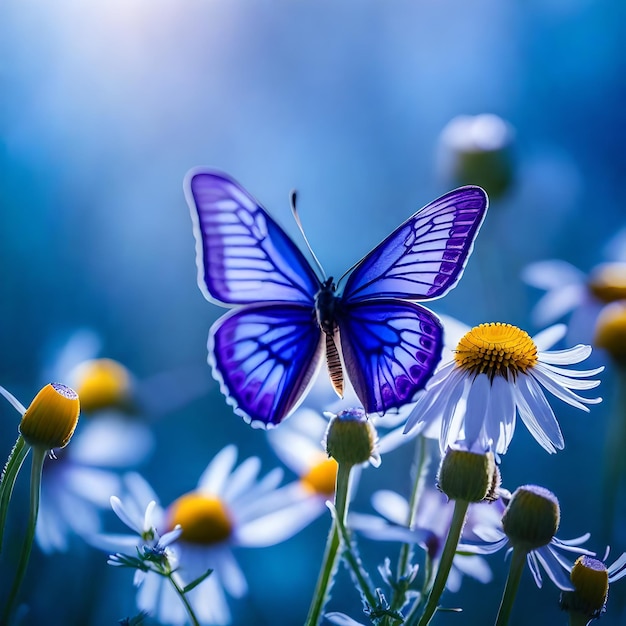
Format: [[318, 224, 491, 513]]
[[531, 368, 601, 410], [513, 381, 560, 453], [222, 456, 261, 503], [535, 361, 604, 381], [532, 324, 567, 351], [463, 374, 490, 449], [110, 495, 142, 533], [0, 385, 26, 415], [325, 612, 366, 626], [235, 497, 325, 547], [64, 466, 121, 507], [216, 547, 248, 597], [517, 375, 564, 451], [197, 445, 238, 494], [371, 490, 410, 525], [439, 373, 469, 451], [522, 260, 585, 289], [485, 376, 516, 454], [534, 545, 574, 590], [531, 285, 587, 326], [453, 554, 492, 584], [69, 416, 154, 467], [538, 344, 592, 365]]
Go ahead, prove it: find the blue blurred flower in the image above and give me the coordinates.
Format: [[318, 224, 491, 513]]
[[94, 445, 311, 625], [350, 487, 501, 593]]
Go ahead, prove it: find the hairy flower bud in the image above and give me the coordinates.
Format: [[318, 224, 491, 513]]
[[502, 485, 559, 551], [437, 447, 498, 502], [325, 408, 379, 467], [560, 555, 609, 619]]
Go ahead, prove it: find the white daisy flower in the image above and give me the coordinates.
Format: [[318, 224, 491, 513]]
[[404, 321, 604, 455], [95, 445, 308, 626]]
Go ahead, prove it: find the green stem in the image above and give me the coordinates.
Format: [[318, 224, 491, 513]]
[[494, 545, 528, 626], [334, 506, 379, 610], [397, 435, 430, 578], [2, 445, 46, 624], [382, 436, 431, 626], [167, 572, 201, 626], [0, 435, 30, 553], [416, 499, 470, 626], [304, 461, 352, 626]]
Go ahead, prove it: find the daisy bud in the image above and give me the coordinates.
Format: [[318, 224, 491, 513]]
[[71, 358, 133, 413], [19, 383, 80, 449], [588, 262, 626, 304], [501, 485, 560, 551], [593, 301, 626, 366], [437, 113, 515, 199], [325, 408, 379, 467], [560, 555, 609, 619], [437, 447, 498, 502]]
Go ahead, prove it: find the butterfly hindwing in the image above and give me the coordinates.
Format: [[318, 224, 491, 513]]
[[186, 170, 320, 306], [210, 303, 324, 426], [338, 299, 444, 414], [342, 186, 488, 303]]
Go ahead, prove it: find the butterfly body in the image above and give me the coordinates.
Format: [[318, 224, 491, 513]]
[[186, 169, 488, 428]]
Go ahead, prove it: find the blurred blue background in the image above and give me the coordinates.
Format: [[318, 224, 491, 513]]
[[1, 0, 625, 624]]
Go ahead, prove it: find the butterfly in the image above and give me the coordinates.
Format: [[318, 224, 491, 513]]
[[185, 169, 488, 428]]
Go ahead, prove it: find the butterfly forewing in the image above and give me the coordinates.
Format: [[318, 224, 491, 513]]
[[210, 303, 324, 426], [342, 186, 488, 304], [186, 170, 320, 306], [338, 300, 444, 414]]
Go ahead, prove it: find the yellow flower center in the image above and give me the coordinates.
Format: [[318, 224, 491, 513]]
[[594, 301, 626, 365], [454, 323, 538, 380], [588, 262, 626, 303], [73, 358, 132, 413], [166, 493, 232, 545], [301, 456, 338, 496]]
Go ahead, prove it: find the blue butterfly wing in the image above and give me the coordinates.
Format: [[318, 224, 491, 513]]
[[338, 300, 444, 414], [210, 303, 324, 426], [185, 169, 320, 306], [342, 186, 488, 303]]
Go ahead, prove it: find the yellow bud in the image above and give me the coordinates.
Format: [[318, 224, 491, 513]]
[[72, 358, 132, 413], [588, 263, 626, 304], [19, 383, 80, 449], [593, 301, 626, 366]]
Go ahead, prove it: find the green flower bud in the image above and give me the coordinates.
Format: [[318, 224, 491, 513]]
[[325, 408, 379, 467], [502, 485, 559, 551], [437, 447, 498, 502]]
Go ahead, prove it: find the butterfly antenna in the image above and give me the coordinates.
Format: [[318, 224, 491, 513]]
[[290, 190, 327, 281]]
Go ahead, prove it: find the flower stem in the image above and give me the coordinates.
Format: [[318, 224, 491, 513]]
[[415, 499, 470, 626], [167, 572, 201, 626], [2, 445, 46, 624], [304, 460, 353, 626], [0, 435, 30, 553], [494, 545, 528, 626]]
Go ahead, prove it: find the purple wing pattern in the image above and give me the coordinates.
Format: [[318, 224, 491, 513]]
[[210, 303, 324, 426], [338, 300, 444, 414], [342, 186, 488, 303], [186, 170, 320, 306]]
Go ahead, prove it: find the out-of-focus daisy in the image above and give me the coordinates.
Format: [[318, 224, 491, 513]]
[[522, 253, 626, 344], [95, 445, 310, 626], [404, 320, 603, 454], [38, 414, 154, 552], [350, 487, 501, 593]]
